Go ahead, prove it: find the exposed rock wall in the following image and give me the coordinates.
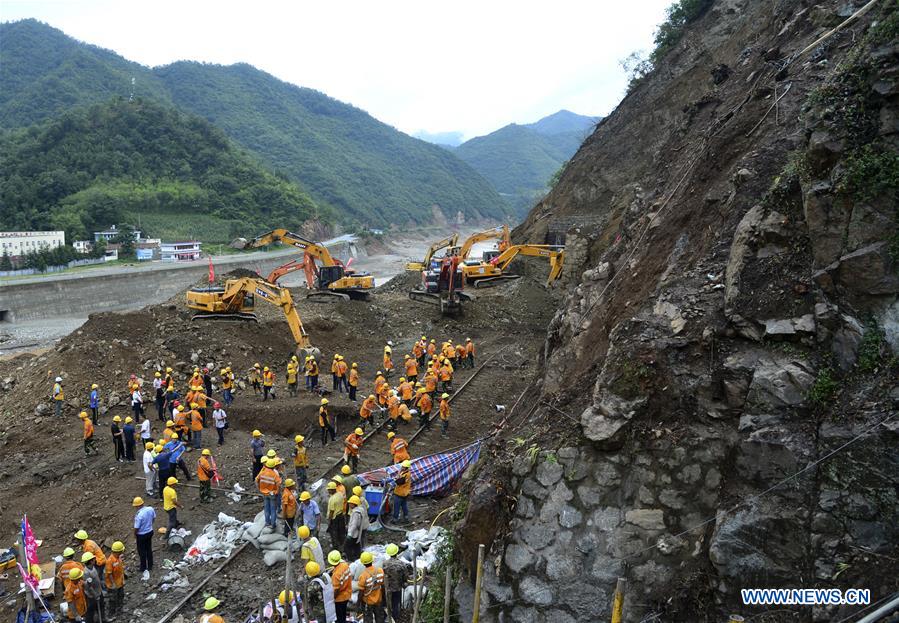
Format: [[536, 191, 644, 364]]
[[463, 1, 899, 621]]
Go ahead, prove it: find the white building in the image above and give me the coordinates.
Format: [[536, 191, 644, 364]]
[[93, 225, 142, 243], [161, 241, 202, 262], [0, 230, 65, 258], [73, 240, 93, 254]]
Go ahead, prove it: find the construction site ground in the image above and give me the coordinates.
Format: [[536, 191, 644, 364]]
[[0, 268, 557, 621]]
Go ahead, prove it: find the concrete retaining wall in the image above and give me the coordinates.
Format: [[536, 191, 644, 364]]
[[0, 251, 296, 322]]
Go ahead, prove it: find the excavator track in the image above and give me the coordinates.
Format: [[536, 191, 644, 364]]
[[473, 274, 521, 288], [190, 311, 259, 322], [306, 291, 351, 303]]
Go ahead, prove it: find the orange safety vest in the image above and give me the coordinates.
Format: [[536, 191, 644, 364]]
[[344, 433, 362, 457], [390, 438, 410, 463], [359, 566, 385, 605], [104, 553, 124, 589], [439, 400, 451, 420], [256, 467, 281, 495], [294, 443, 308, 467], [319, 407, 329, 427], [83, 540, 106, 566], [395, 467, 412, 497], [400, 382, 413, 401], [456, 345, 466, 358], [198, 456, 213, 482], [163, 427, 174, 442], [64, 578, 87, 616], [360, 399, 375, 420], [337, 361, 348, 377], [349, 369, 359, 387], [383, 354, 393, 370], [425, 374, 437, 392], [418, 394, 432, 414], [83, 419, 94, 439], [427, 343, 436, 356], [388, 396, 400, 419], [405, 359, 417, 376], [190, 409, 203, 432], [263, 371, 274, 386], [282, 488, 297, 518], [332, 561, 353, 602], [57, 560, 83, 587], [331, 359, 339, 374]]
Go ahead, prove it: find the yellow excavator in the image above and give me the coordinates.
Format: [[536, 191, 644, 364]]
[[448, 225, 511, 261], [405, 233, 459, 271], [186, 277, 320, 358], [462, 244, 565, 288], [233, 229, 375, 302]]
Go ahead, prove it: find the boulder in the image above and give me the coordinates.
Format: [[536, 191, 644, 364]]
[[580, 394, 647, 442], [831, 314, 865, 371], [518, 575, 554, 605], [535, 459, 564, 487], [833, 242, 899, 296], [745, 355, 814, 408], [624, 508, 666, 531], [34, 403, 51, 416]]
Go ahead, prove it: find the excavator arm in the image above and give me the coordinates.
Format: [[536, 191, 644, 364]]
[[456, 225, 511, 260], [462, 244, 564, 287], [406, 233, 459, 271], [236, 228, 340, 267]]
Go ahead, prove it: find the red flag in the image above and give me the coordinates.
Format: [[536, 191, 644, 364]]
[[208, 256, 215, 283], [22, 515, 38, 568]]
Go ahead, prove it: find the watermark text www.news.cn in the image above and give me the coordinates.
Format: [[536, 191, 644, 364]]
[[741, 588, 870, 606]]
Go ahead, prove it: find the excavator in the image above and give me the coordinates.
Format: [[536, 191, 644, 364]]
[[233, 229, 375, 302], [408, 254, 471, 315], [462, 244, 565, 288], [447, 225, 511, 261], [404, 233, 459, 272], [186, 277, 320, 359]]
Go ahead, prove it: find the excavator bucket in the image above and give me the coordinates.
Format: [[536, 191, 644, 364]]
[[230, 237, 248, 249]]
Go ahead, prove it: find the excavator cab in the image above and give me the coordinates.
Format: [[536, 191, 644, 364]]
[[317, 265, 346, 289]]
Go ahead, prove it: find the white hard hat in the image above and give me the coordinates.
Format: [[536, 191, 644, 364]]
[[55, 376, 62, 382]]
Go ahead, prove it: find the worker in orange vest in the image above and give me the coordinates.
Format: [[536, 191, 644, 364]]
[[328, 549, 353, 623], [281, 478, 298, 537], [348, 362, 359, 402], [404, 355, 418, 383], [344, 428, 364, 473], [336, 355, 349, 393], [387, 432, 410, 464], [63, 567, 87, 621], [439, 393, 451, 437], [386, 392, 401, 431], [392, 460, 412, 523], [465, 338, 476, 368], [415, 389, 432, 429], [356, 551, 387, 622], [439, 359, 454, 393], [104, 541, 126, 618], [197, 448, 215, 502], [383, 347, 394, 378], [256, 457, 282, 529], [189, 402, 204, 449], [412, 339, 425, 368], [359, 395, 377, 431], [56, 548, 83, 597], [262, 366, 275, 401], [80, 412, 99, 456]]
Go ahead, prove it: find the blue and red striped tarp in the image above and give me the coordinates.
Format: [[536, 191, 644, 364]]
[[358, 441, 481, 496]]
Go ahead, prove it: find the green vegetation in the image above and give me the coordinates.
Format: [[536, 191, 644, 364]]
[[651, 0, 715, 63], [857, 322, 886, 373], [454, 111, 596, 216], [609, 361, 652, 400], [418, 533, 457, 622], [837, 144, 899, 204], [0, 98, 321, 243], [808, 367, 838, 405], [0, 20, 509, 228]]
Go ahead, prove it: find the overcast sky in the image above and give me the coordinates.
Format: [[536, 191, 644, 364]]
[[2, 0, 672, 140]]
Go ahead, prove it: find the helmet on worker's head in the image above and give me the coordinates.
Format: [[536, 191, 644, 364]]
[[213, 402, 221, 408], [190, 402, 198, 409], [387, 432, 395, 439], [63, 547, 75, 558], [167, 477, 178, 486], [265, 458, 277, 468], [145, 442, 154, 450], [80, 552, 94, 564], [376, 371, 382, 376], [348, 495, 360, 506], [385, 543, 399, 557], [354, 428, 363, 436], [333, 475, 343, 484], [402, 460, 412, 468], [171, 433, 179, 440], [284, 478, 295, 488], [220, 368, 227, 374], [297, 525, 310, 539], [466, 337, 471, 342], [305, 561, 321, 578], [352, 362, 357, 368], [291, 355, 298, 361], [79, 411, 88, 419], [204, 596, 221, 611], [91, 383, 99, 389], [399, 377, 406, 384], [202, 448, 211, 456], [176, 405, 185, 412], [299, 491, 311, 501], [353, 486, 363, 496], [278, 590, 294, 605], [341, 465, 352, 475], [327, 481, 337, 491], [267, 449, 277, 458], [154, 444, 163, 452], [295, 435, 305, 443], [360, 551, 373, 565], [321, 398, 328, 405], [125, 416, 133, 423], [69, 567, 84, 580], [166, 420, 175, 427], [442, 393, 449, 399], [111, 541, 125, 553], [430, 339, 435, 343], [166, 367, 172, 373], [254, 363, 260, 368], [55, 376, 62, 382], [113, 415, 122, 422], [133, 496, 144, 507], [368, 395, 374, 400], [75, 530, 88, 541], [263, 366, 269, 371], [327, 550, 342, 566], [252, 429, 262, 437]]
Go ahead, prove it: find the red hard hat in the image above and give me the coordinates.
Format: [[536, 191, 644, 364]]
[[203, 368, 209, 373], [173, 400, 181, 406], [214, 402, 221, 408]]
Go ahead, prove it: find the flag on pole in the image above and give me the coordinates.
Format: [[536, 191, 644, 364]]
[[208, 255, 215, 283], [21, 515, 38, 568]]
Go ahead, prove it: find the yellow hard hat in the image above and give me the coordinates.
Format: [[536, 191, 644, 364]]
[[328, 550, 342, 565], [402, 460, 412, 468], [75, 530, 88, 540], [69, 567, 84, 580], [80, 552, 94, 563], [353, 485, 363, 496], [386, 543, 399, 557], [167, 477, 178, 486], [263, 366, 269, 371], [133, 496, 144, 507], [352, 362, 357, 368], [63, 547, 76, 558], [348, 495, 360, 506], [360, 551, 374, 564], [387, 432, 395, 439], [254, 363, 260, 368], [91, 383, 99, 389], [327, 481, 337, 490], [113, 415, 122, 422], [295, 435, 305, 443], [341, 465, 352, 475], [111, 541, 125, 552], [285, 478, 295, 488], [368, 394, 375, 400], [204, 596, 221, 611], [176, 405, 185, 411], [421, 335, 427, 340], [190, 402, 198, 409], [252, 429, 262, 437], [305, 561, 321, 577], [430, 339, 435, 343], [166, 420, 174, 427], [125, 416, 133, 423], [300, 491, 311, 501], [321, 398, 329, 405], [291, 355, 298, 361], [79, 412, 88, 419], [202, 448, 211, 456], [265, 458, 278, 468], [278, 590, 294, 605], [267, 449, 278, 458], [354, 427, 363, 436], [154, 444, 163, 452], [171, 433, 179, 440], [145, 442, 154, 450], [298, 525, 310, 539], [442, 393, 449, 399]]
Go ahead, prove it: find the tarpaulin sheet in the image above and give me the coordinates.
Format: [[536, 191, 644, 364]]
[[358, 441, 481, 496]]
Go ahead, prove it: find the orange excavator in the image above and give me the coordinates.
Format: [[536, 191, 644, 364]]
[[462, 244, 565, 288], [233, 229, 374, 302], [447, 225, 511, 260]]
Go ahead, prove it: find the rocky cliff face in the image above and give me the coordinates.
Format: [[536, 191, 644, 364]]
[[455, 1, 899, 621]]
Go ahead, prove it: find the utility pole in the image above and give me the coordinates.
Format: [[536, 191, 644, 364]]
[[471, 544, 485, 623]]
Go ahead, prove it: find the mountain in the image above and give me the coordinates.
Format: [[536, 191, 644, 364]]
[[413, 130, 465, 147], [154, 62, 506, 225], [453, 110, 598, 215], [0, 20, 509, 227], [0, 98, 320, 243]]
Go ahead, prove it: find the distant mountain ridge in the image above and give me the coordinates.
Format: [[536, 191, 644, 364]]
[[0, 19, 510, 227], [453, 110, 599, 216]]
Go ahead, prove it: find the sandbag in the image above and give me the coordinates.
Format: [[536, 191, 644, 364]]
[[258, 532, 287, 546], [263, 549, 288, 566]]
